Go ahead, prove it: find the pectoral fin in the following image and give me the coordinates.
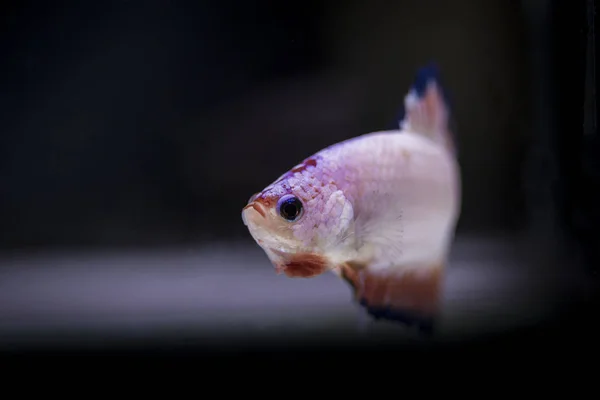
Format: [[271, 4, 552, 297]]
[[339, 261, 444, 335]]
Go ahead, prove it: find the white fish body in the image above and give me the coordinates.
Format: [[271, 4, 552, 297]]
[[242, 66, 461, 333], [314, 129, 459, 269]]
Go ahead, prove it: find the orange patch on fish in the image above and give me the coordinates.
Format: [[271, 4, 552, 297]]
[[253, 194, 277, 208], [291, 157, 318, 173], [279, 252, 329, 278]]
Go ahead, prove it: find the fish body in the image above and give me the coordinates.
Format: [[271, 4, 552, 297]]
[[242, 65, 461, 334]]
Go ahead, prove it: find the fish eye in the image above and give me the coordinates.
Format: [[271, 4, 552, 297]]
[[278, 195, 303, 222]]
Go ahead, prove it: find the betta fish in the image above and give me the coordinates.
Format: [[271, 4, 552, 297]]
[[241, 65, 461, 334]]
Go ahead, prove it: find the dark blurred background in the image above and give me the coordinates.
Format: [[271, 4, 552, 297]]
[[0, 0, 598, 357], [0, 0, 535, 247]]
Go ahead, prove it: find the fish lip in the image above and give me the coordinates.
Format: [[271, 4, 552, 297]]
[[242, 201, 266, 219]]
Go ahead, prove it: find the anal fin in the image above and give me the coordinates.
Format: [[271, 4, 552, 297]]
[[340, 262, 444, 335]]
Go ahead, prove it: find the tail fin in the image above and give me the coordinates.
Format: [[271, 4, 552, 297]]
[[400, 64, 457, 156]]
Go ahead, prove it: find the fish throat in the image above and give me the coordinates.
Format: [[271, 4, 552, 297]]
[[273, 252, 329, 278]]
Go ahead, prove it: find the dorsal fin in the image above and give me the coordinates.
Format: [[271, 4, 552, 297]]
[[399, 64, 457, 156]]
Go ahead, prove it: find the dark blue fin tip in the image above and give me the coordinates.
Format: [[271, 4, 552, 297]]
[[412, 62, 453, 110], [389, 104, 406, 130], [389, 62, 456, 139], [360, 299, 436, 336], [412, 62, 441, 98]]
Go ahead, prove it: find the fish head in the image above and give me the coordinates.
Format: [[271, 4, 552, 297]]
[[242, 160, 356, 278]]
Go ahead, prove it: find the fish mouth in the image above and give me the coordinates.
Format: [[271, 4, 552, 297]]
[[243, 202, 266, 218], [242, 202, 266, 226]]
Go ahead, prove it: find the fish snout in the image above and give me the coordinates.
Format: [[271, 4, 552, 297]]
[[242, 201, 267, 226]]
